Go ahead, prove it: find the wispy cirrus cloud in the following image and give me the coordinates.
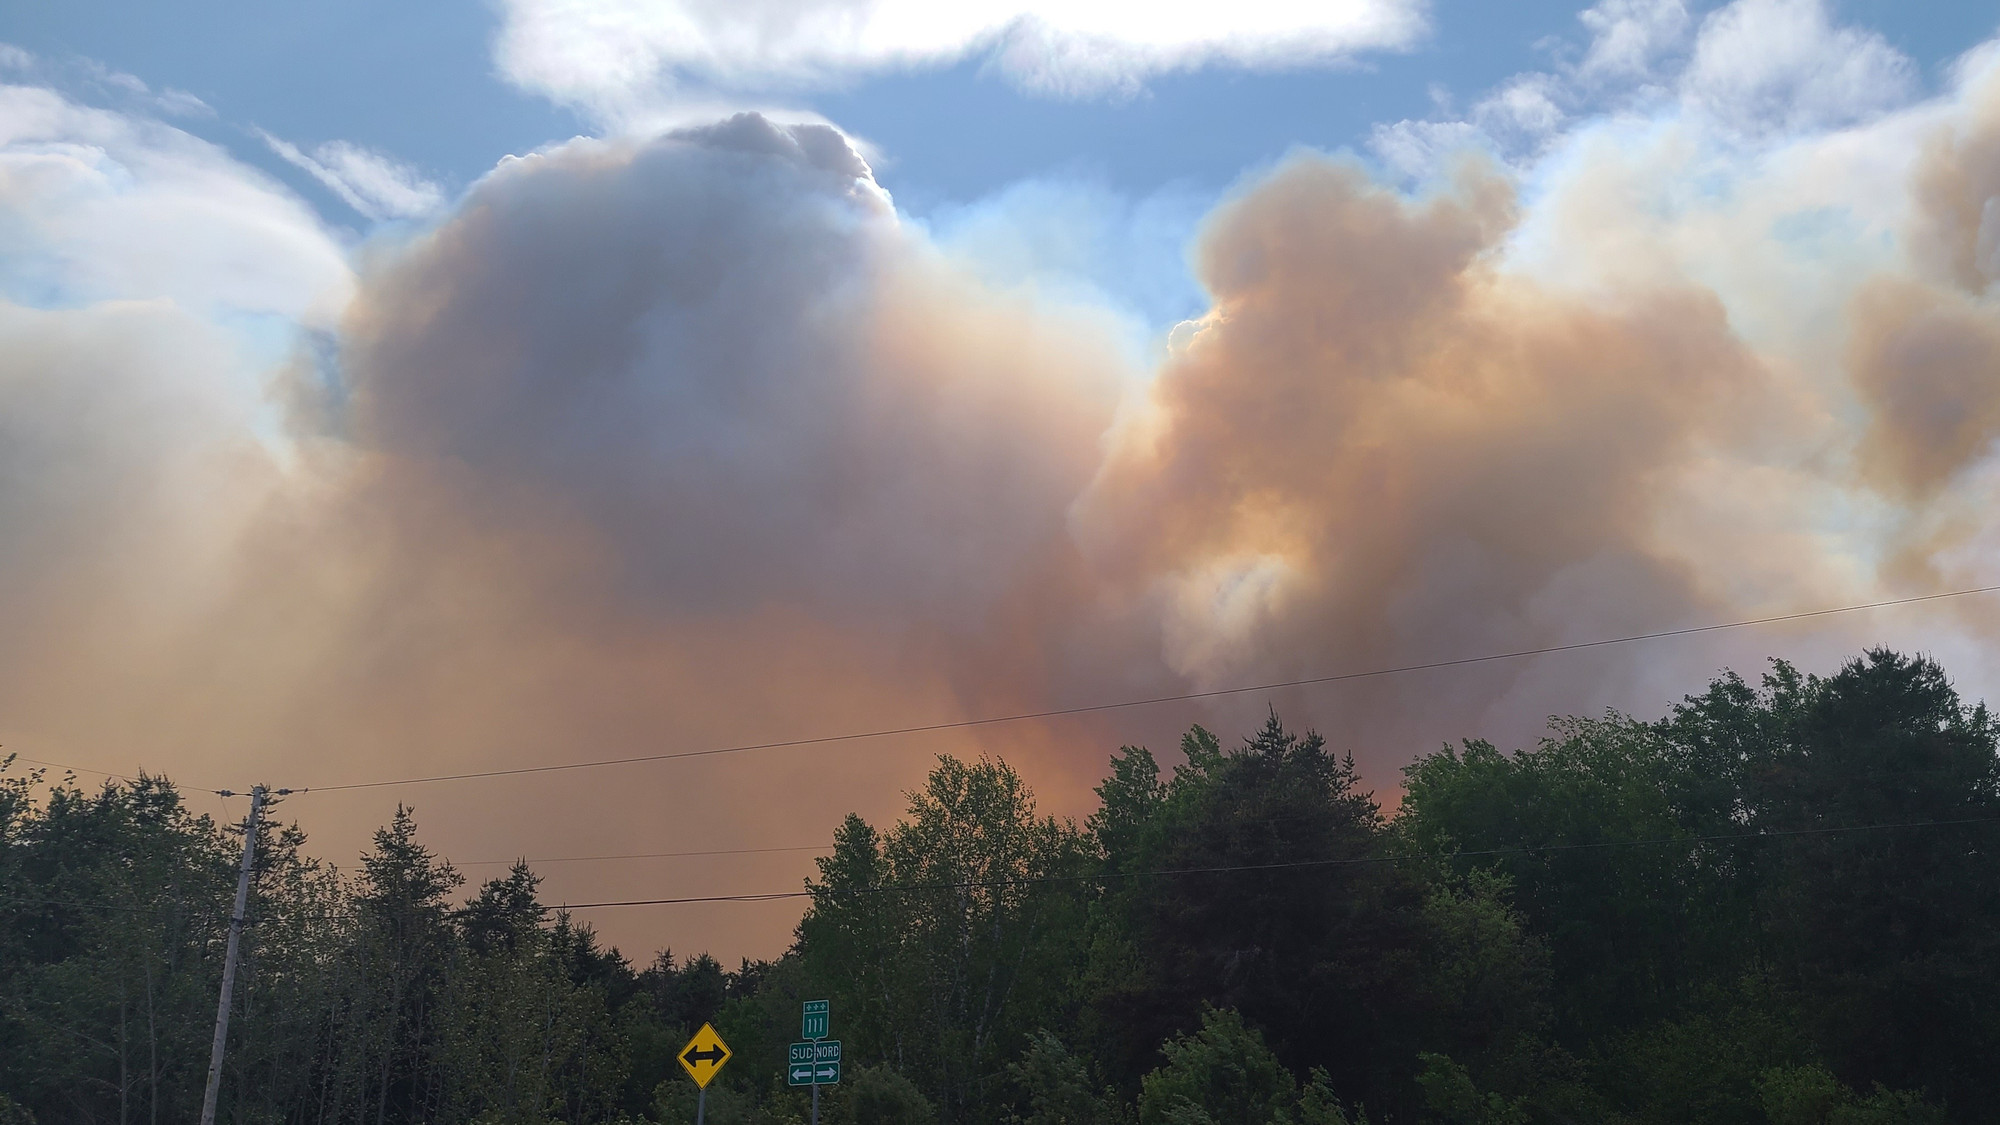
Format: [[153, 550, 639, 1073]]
[[1371, 0, 1920, 178], [259, 131, 445, 221], [1, 42, 211, 118]]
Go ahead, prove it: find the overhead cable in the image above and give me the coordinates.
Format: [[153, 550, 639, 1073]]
[[10, 814, 1997, 916], [550, 812, 2000, 909], [301, 583, 2000, 794], [9, 583, 1999, 797], [457, 845, 826, 866]]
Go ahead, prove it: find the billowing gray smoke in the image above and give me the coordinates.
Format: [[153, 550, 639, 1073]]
[[6, 52, 2000, 955]]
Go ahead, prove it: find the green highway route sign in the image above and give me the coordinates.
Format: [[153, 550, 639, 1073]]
[[801, 999, 829, 1040], [787, 1040, 841, 1086], [793, 1002, 837, 1090]]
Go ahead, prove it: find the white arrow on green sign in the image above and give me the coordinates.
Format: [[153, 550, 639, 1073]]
[[787, 1040, 841, 1086]]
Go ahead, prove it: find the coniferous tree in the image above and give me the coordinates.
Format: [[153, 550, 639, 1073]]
[[4, 649, 1998, 1124]]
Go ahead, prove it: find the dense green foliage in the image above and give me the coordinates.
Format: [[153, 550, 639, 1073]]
[[3, 648, 1997, 1123]]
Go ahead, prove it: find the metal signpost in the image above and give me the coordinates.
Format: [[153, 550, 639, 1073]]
[[678, 1022, 732, 1125], [789, 1000, 839, 1125]]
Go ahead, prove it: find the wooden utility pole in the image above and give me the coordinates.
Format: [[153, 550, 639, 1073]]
[[199, 785, 267, 1125]]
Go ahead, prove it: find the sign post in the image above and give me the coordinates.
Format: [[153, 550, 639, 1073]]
[[789, 1001, 838, 1125], [678, 1023, 732, 1125]]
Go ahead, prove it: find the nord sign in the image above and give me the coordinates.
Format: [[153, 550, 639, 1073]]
[[787, 1040, 841, 1086]]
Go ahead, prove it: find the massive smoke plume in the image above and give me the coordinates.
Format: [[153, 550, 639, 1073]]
[[4, 21, 2000, 956]]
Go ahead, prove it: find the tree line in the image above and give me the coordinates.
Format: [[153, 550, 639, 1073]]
[[3, 647, 1998, 1124]]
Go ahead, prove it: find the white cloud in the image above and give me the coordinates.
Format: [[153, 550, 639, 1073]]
[[0, 85, 351, 320], [1369, 118, 1490, 180], [312, 141, 446, 217], [1473, 73, 1567, 141], [1368, 76, 1566, 179], [153, 88, 212, 117], [1577, 0, 1690, 83], [1681, 0, 1916, 134], [0, 45, 210, 117], [94, 67, 149, 96], [1371, 0, 1919, 182], [1369, 0, 1688, 179], [259, 132, 444, 220], [493, 0, 1424, 113]]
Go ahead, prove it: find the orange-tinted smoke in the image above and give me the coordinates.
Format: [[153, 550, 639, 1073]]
[[1855, 61, 2000, 504], [1073, 158, 1768, 762], [9, 84, 2000, 961]]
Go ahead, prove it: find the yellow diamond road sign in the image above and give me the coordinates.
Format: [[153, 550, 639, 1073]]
[[679, 1023, 732, 1088]]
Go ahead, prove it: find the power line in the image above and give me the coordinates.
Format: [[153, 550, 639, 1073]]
[[9, 756, 132, 780], [0, 896, 165, 914], [457, 845, 825, 867], [300, 583, 2000, 794], [550, 812, 2000, 909], [454, 814, 1377, 868], [5, 754, 222, 794], [12, 814, 1998, 917], [9, 583, 1999, 799]]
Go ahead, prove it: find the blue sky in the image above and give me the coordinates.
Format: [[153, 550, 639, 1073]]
[[7, 0, 1993, 218]]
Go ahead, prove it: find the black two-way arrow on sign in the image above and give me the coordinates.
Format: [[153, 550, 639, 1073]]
[[678, 1022, 731, 1090]]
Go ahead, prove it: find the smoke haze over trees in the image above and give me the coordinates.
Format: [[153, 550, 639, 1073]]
[[9, 5, 2000, 1123], [5, 647, 1997, 1123], [10, 22, 2000, 961]]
